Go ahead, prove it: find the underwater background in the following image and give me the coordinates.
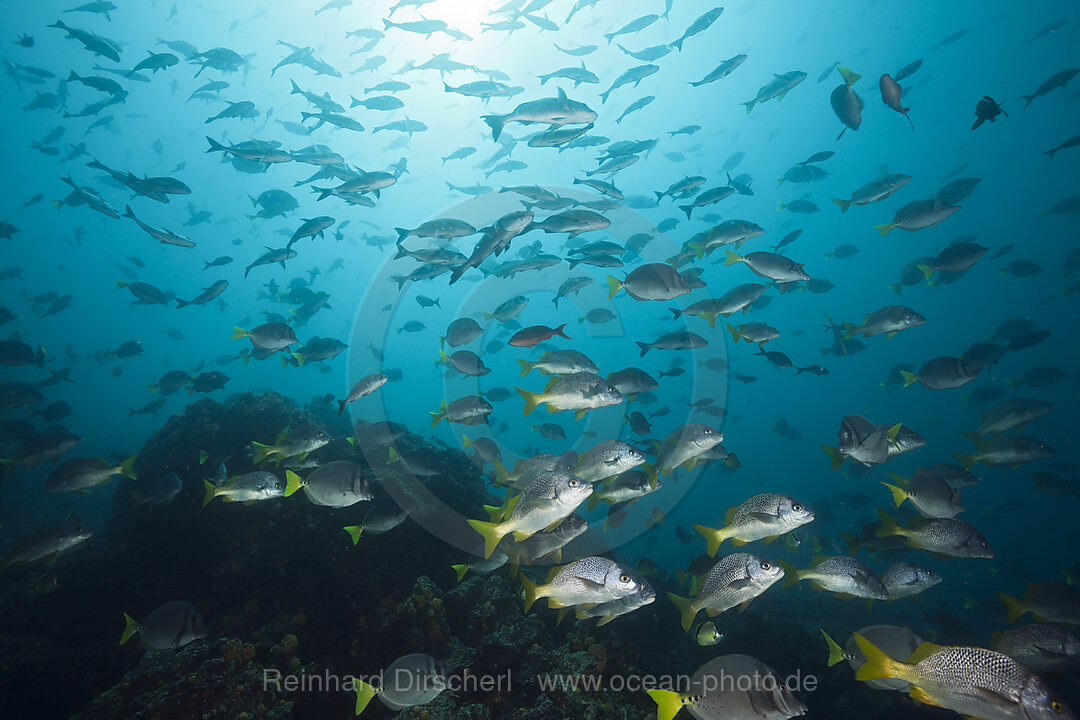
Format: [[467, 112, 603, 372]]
[[1, 0, 1079, 718]]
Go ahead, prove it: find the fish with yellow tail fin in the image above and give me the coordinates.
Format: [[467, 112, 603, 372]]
[[520, 556, 642, 613], [516, 371, 622, 418], [692, 493, 813, 556], [830, 65, 863, 139], [998, 581, 1080, 626], [466, 471, 591, 559], [119, 601, 205, 651], [853, 632, 1075, 719], [202, 471, 284, 506], [668, 553, 783, 631], [353, 653, 446, 716], [875, 508, 995, 559], [429, 394, 492, 427], [873, 198, 961, 236], [449, 548, 508, 582], [647, 654, 806, 720], [250, 426, 330, 464], [823, 625, 924, 691]]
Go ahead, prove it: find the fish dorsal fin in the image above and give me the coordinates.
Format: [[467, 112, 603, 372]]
[[904, 641, 943, 664], [544, 376, 560, 392], [724, 506, 736, 524], [557, 87, 567, 101]]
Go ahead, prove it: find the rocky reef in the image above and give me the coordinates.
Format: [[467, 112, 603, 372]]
[[2, 392, 1076, 719]]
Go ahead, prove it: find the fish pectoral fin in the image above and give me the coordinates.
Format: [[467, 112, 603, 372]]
[[573, 576, 607, 593], [970, 686, 1016, 710], [747, 511, 777, 523]]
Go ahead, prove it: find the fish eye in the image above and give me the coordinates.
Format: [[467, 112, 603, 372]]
[[607, 385, 617, 393], [761, 562, 771, 570], [1052, 702, 1063, 713], [792, 504, 802, 512], [703, 428, 713, 435], [620, 574, 630, 583], [568, 478, 579, 487]]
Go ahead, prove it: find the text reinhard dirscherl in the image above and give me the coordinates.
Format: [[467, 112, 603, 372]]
[[262, 668, 819, 695]]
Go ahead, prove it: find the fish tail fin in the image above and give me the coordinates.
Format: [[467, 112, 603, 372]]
[[779, 560, 801, 589], [900, 370, 918, 387], [836, 65, 861, 86], [917, 264, 934, 281], [678, 203, 693, 219], [516, 359, 534, 377], [354, 679, 379, 716], [605, 274, 623, 299], [230, 326, 249, 340], [723, 249, 741, 266], [119, 612, 139, 645], [875, 507, 900, 537], [516, 387, 543, 416], [821, 629, 846, 667], [553, 323, 570, 339], [343, 525, 363, 545], [691, 523, 726, 557], [853, 633, 912, 683], [466, 518, 504, 559], [998, 592, 1025, 623], [451, 563, 469, 582], [886, 283, 901, 295], [118, 454, 137, 480], [520, 573, 540, 613], [830, 197, 851, 212], [201, 479, 217, 507], [951, 452, 977, 469], [647, 689, 689, 720], [666, 592, 697, 632], [635, 341, 651, 357], [482, 114, 506, 141], [873, 223, 895, 236], [284, 470, 304, 497], [820, 444, 844, 471], [250, 440, 275, 464], [881, 482, 909, 508]]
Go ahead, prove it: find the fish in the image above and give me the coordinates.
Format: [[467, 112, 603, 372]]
[[875, 509, 994, 558], [202, 471, 285, 506], [482, 87, 595, 141], [46, 456, 136, 493], [879, 74, 913, 129], [467, 471, 592, 558], [517, 372, 622, 419], [667, 553, 785, 630], [521, 556, 643, 611], [990, 624, 1080, 674], [998, 581, 1080, 626], [0, 517, 92, 571], [852, 634, 1074, 720], [880, 562, 942, 600], [120, 601, 205, 651], [830, 66, 863, 139], [283, 461, 372, 507], [353, 653, 446, 715], [693, 494, 814, 556]]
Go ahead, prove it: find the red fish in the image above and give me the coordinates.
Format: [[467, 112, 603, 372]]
[[508, 324, 570, 347]]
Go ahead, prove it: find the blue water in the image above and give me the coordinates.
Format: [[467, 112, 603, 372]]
[[2, 0, 1079, 717]]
